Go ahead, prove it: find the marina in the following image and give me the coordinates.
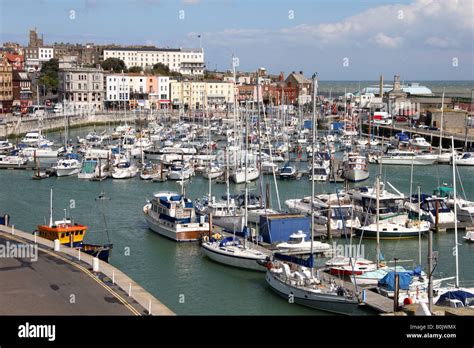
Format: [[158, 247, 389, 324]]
[[1, 109, 474, 315]]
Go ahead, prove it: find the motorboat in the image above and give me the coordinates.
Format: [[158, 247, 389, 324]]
[[112, 157, 137, 179], [342, 152, 369, 182], [279, 163, 297, 180], [275, 231, 331, 254], [167, 161, 194, 180], [409, 136, 431, 151], [404, 194, 456, 224], [373, 150, 437, 165], [456, 152, 474, 166], [354, 219, 430, 239], [202, 163, 224, 180], [52, 154, 82, 177], [143, 191, 209, 242]]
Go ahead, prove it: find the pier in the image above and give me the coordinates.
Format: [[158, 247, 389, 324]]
[[0, 224, 174, 316]]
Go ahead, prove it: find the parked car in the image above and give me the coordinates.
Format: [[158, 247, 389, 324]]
[[395, 116, 408, 122]]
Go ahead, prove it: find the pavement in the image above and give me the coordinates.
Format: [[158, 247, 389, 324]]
[[0, 233, 145, 315]]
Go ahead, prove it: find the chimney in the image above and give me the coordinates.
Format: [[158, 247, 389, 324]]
[[379, 74, 383, 98]]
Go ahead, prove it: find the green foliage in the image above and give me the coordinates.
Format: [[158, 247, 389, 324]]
[[101, 57, 127, 72], [39, 58, 59, 94], [151, 63, 181, 77], [128, 66, 143, 73]]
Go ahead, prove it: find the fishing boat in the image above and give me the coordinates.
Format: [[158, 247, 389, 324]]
[[36, 188, 113, 262], [143, 191, 209, 242], [342, 152, 369, 182], [52, 154, 82, 177]]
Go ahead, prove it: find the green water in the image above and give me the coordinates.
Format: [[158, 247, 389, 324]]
[[1, 125, 473, 315]]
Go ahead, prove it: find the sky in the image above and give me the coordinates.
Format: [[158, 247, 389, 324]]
[[0, 0, 473, 80]]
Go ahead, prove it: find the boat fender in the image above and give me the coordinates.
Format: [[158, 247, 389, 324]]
[[337, 169, 343, 176], [266, 262, 273, 270], [403, 297, 413, 305]]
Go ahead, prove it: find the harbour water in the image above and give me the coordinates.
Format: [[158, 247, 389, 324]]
[[1, 125, 473, 315]]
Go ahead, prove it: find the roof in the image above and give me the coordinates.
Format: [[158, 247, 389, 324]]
[[287, 72, 312, 85], [104, 47, 181, 52]]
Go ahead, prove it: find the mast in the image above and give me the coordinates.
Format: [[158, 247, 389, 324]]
[[375, 175, 380, 269], [451, 136, 459, 288], [49, 186, 53, 227], [256, 69, 264, 206], [439, 89, 445, 154], [310, 73, 317, 276]]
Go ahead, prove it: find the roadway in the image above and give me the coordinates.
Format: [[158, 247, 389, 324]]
[[0, 234, 145, 315]]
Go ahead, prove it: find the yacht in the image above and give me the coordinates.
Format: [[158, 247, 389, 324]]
[[143, 191, 209, 242], [279, 163, 297, 180], [409, 136, 431, 151], [112, 157, 138, 179], [230, 166, 259, 184], [167, 161, 194, 180], [265, 261, 370, 315], [202, 163, 224, 179], [195, 196, 244, 233], [373, 150, 437, 165], [0, 154, 28, 167], [0, 140, 14, 153], [201, 235, 268, 272], [342, 152, 369, 182], [354, 219, 430, 239], [53, 154, 82, 177], [21, 131, 53, 146], [404, 194, 456, 224], [456, 152, 474, 166], [275, 231, 331, 254]]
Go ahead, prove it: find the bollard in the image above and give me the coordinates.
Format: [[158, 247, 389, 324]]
[[11, 224, 14, 235], [54, 239, 60, 251], [78, 249, 81, 261], [148, 299, 152, 315], [92, 257, 99, 272], [112, 270, 115, 284], [128, 283, 131, 297], [362, 289, 367, 303], [34, 231, 37, 244]]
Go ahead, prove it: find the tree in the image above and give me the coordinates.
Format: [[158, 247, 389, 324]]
[[39, 58, 59, 94], [151, 63, 181, 77], [128, 66, 143, 73], [101, 57, 126, 72]]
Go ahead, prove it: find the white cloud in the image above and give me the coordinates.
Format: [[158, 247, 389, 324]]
[[196, 0, 472, 51], [374, 33, 403, 48], [424, 36, 458, 49]]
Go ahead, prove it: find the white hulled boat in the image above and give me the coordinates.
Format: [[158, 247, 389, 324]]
[[143, 191, 209, 242]]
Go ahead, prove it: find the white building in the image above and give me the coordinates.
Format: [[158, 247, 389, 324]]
[[59, 65, 104, 112], [103, 47, 205, 76], [170, 80, 234, 110], [105, 74, 130, 104], [38, 47, 54, 62]]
